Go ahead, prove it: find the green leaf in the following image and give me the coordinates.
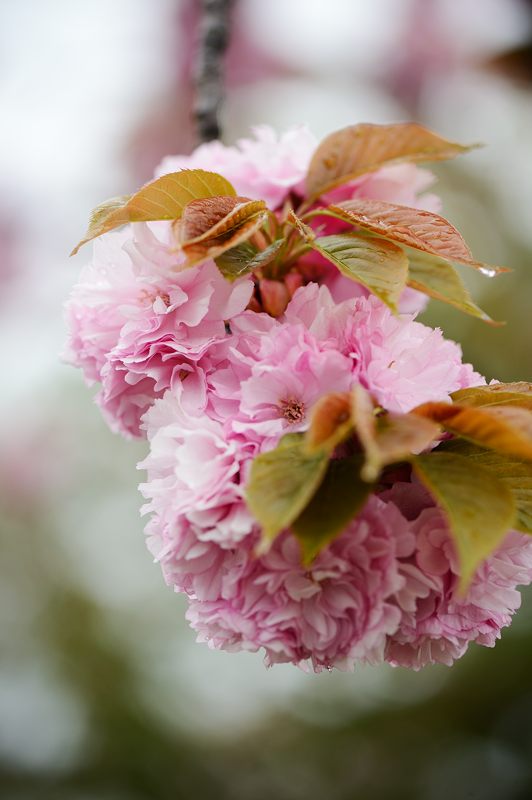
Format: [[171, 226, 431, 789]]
[[413, 402, 532, 461], [451, 383, 532, 410], [413, 452, 516, 591], [292, 456, 374, 563], [328, 199, 508, 273], [406, 249, 499, 324], [440, 440, 532, 535], [245, 433, 329, 549], [311, 233, 408, 310], [305, 122, 475, 200], [215, 238, 286, 281], [71, 170, 236, 255]]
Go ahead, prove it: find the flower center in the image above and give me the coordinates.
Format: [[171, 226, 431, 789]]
[[138, 288, 170, 307], [280, 398, 305, 424]]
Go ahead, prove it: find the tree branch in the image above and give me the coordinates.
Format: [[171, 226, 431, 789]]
[[193, 0, 233, 143]]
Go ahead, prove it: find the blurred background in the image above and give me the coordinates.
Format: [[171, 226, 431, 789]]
[[1, 1, 532, 798]]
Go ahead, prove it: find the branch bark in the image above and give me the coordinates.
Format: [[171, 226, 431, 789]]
[[193, 0, 233, 143]]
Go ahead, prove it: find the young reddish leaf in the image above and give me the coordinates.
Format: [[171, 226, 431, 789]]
[[351, 385, 440, 481], [329, 199, 508, 273], [306, 122, 475, 199], [351, 383, 379, 450], [245, 433, 329, 551], [292, 457, 374, 564], [177, 197, 269, 266], [215, 238, 285, 281], [311, 233, 408, 310], [440, 440, 532, 535], [413, 402, 532, 461], [363, 413, 441, 481], [178, 196, 267, 245], [184, 213, 269, 266], [71, 170, 236, 255], [413, 452, 516, 592], [406, 249, 500, 324], [305, 392, 353, 454], [451, 383, 532, 410]]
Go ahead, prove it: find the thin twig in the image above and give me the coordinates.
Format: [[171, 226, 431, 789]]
[[193, 0, 233, 143]]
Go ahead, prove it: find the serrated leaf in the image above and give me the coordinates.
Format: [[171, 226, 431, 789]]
[[177, 197, 269, 267], [184, 214, 268, 267], [451, 383, 532, 410], [413, 452, 516, 591], [305, 392, 353, 454], [71, 170, 236, 255], [406, 249, 499, 324], [306, 122, 475, 199], [287, 209, 316, 241], [179, 197, 267, 245], [351, 385, 440, 481], [292, 456, 374, 563], [311, 233, 408, 310], [245, 433, 329, 549], [328, 200, 508, 273], [440, 440, 532, 535], [413, 402, 532, 461], [215, 238, 286, 281]]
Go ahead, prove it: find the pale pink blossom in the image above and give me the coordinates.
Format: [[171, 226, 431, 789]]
[[379, 481, 532, 669], [99, 259, 252, 437], [65, 223, 252, 437], [209, 317, 353, 448], [63, 227, 166, 383], [185, 497, 414, 670], [139, 387, 254, 537], [146, 476, 532, 672], [324, 163, 441, 213], [156, 125, 318, 210], [284, 285, 484, 412]]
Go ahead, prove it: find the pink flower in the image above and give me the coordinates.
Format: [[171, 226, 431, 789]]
[[382, 482, 532, 669], [145, 515, 249, 600], [185, 496, 414, 670], [325, 163, 442, 213], [99, 259, 252, 437], [209, 316, 353, 448], [65, 223, 252, 437], [284, 285, 484, 412], [63, 227, 169, 383], [139, 387, 254, 538], [156, 125, 318, 210]]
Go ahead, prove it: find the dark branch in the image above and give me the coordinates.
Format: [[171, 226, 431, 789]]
[[193, 0, 233, 143]]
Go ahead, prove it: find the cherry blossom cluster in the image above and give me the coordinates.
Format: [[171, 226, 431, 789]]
[[64, 127, 532, 671]]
